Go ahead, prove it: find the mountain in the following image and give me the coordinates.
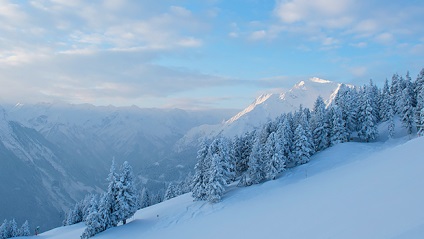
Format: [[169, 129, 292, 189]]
[[1, 103, 237, 231], [28, 134, 424, 239], [176, 77, 343, 150], [0, 106, 100, 231]]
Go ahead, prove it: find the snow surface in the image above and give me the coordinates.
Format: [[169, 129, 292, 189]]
[[26, 136, 424, 239]]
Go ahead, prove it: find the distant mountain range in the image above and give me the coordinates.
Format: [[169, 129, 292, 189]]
[[0, 77, 344, 231], [176, 77, 343, 149]]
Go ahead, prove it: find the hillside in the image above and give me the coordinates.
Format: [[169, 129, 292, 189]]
[[27, 135, 424, 239]]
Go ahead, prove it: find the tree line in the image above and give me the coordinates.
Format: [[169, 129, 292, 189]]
[[191, 69, 424, 203]]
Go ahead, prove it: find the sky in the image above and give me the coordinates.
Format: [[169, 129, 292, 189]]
[[0, 0, 423, 110]]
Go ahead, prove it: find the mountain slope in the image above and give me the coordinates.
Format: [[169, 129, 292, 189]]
[[176, 77, 343, 149], [31, 136, 424, 239]]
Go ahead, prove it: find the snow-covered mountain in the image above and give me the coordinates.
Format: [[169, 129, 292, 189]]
[[176, 77, 343, 149], [1, 103, 237, 231], [0, 106, 101, 231], [28, 134, 424, 239]]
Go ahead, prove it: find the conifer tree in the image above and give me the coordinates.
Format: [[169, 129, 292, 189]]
[[206, 154, 227, 203], [164, 182, 177, 200], [0, 219, 7, 239], [380, 79, 391, 121], [139, 188, 151, 209], [264, 132, 285, 180], [245, 136, 265, 185], [81, 196, 103, 239], [8, 219, 18, 238], [358, 86, 378, 142], [293, 124, 313, 165], [401, 80, 414, 134], [330, 105, 348, 145], [191, 140, 210, 201], [20, 220, 30, 236], [311, 96, 330, 151], [116, 161, 138, 225]]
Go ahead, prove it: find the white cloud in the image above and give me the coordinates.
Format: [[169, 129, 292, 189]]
[[350, 66, 367, 77], [274, 0, 353, 27], [249, 30, 267, 41], [374, 32, 394, 45]]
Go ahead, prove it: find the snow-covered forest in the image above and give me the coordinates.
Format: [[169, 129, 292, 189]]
[[190, 70, 424, 204]]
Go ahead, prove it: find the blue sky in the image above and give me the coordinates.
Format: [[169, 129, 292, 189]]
[[0, 0, 423, 110]]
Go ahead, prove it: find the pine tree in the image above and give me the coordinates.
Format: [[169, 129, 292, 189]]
[[293, 124, 313, 165], [164, 182, 177, 200], [191, 140, 210, 201], [116, 161, 138, 225], [139, 188, 151, 209], [206, 154, 227, 203], [311, 96, 330, 151], [99, 160, 120, 229], [0, 220, 8, 239], [264, 132, 285, 180], [401, 80, 414, 134], [330, 105, 348, 145], [379, 79, 391, 121], [280, 116, 295, 167], [358, 86, 378, 142], [8, 219, 18, 238], [233, 132, 253, 177], [245, 135, 265, 185], [20, 220, 30, 236], [81, 196, 103, 239]]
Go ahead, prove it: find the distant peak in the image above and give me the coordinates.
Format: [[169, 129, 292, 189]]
[[310, 77, 331, 84]]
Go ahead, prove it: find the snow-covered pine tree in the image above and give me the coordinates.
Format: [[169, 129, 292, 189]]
[[99, 160, 120, 229], [233, 132, 253, 177], [206, 153, 227, 203], [81, 195, 103, 239], [299, 109, 315, 156], [293, 124, 313, 165], [191, 140, 210, 201], [379, 79, 392, 121], [116, 161, 138, 225], [264, 132, 285, 180], [139, 187, 151, 209], [20, 220, 30, 237], [400, 79, 414, 134], [164, 182, 177, 200], [0, 219, 7, 239], [391, 73, 403, 114], [330, 105, 348, 145], [8, 219, 18, 238], [245, 135, 265, 185], [65, 208, 74, 226], [311, 96, 330, 152], [280, 115, 295, 167], [358, 86, 379, 142]]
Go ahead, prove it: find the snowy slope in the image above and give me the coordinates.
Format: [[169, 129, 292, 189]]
[[1, 103, 236, 231], [30, 136, 424, 239], [176, 77, 343, 149]]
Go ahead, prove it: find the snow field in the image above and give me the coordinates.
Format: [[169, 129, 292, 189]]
[[24, 136, 424, 239]]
